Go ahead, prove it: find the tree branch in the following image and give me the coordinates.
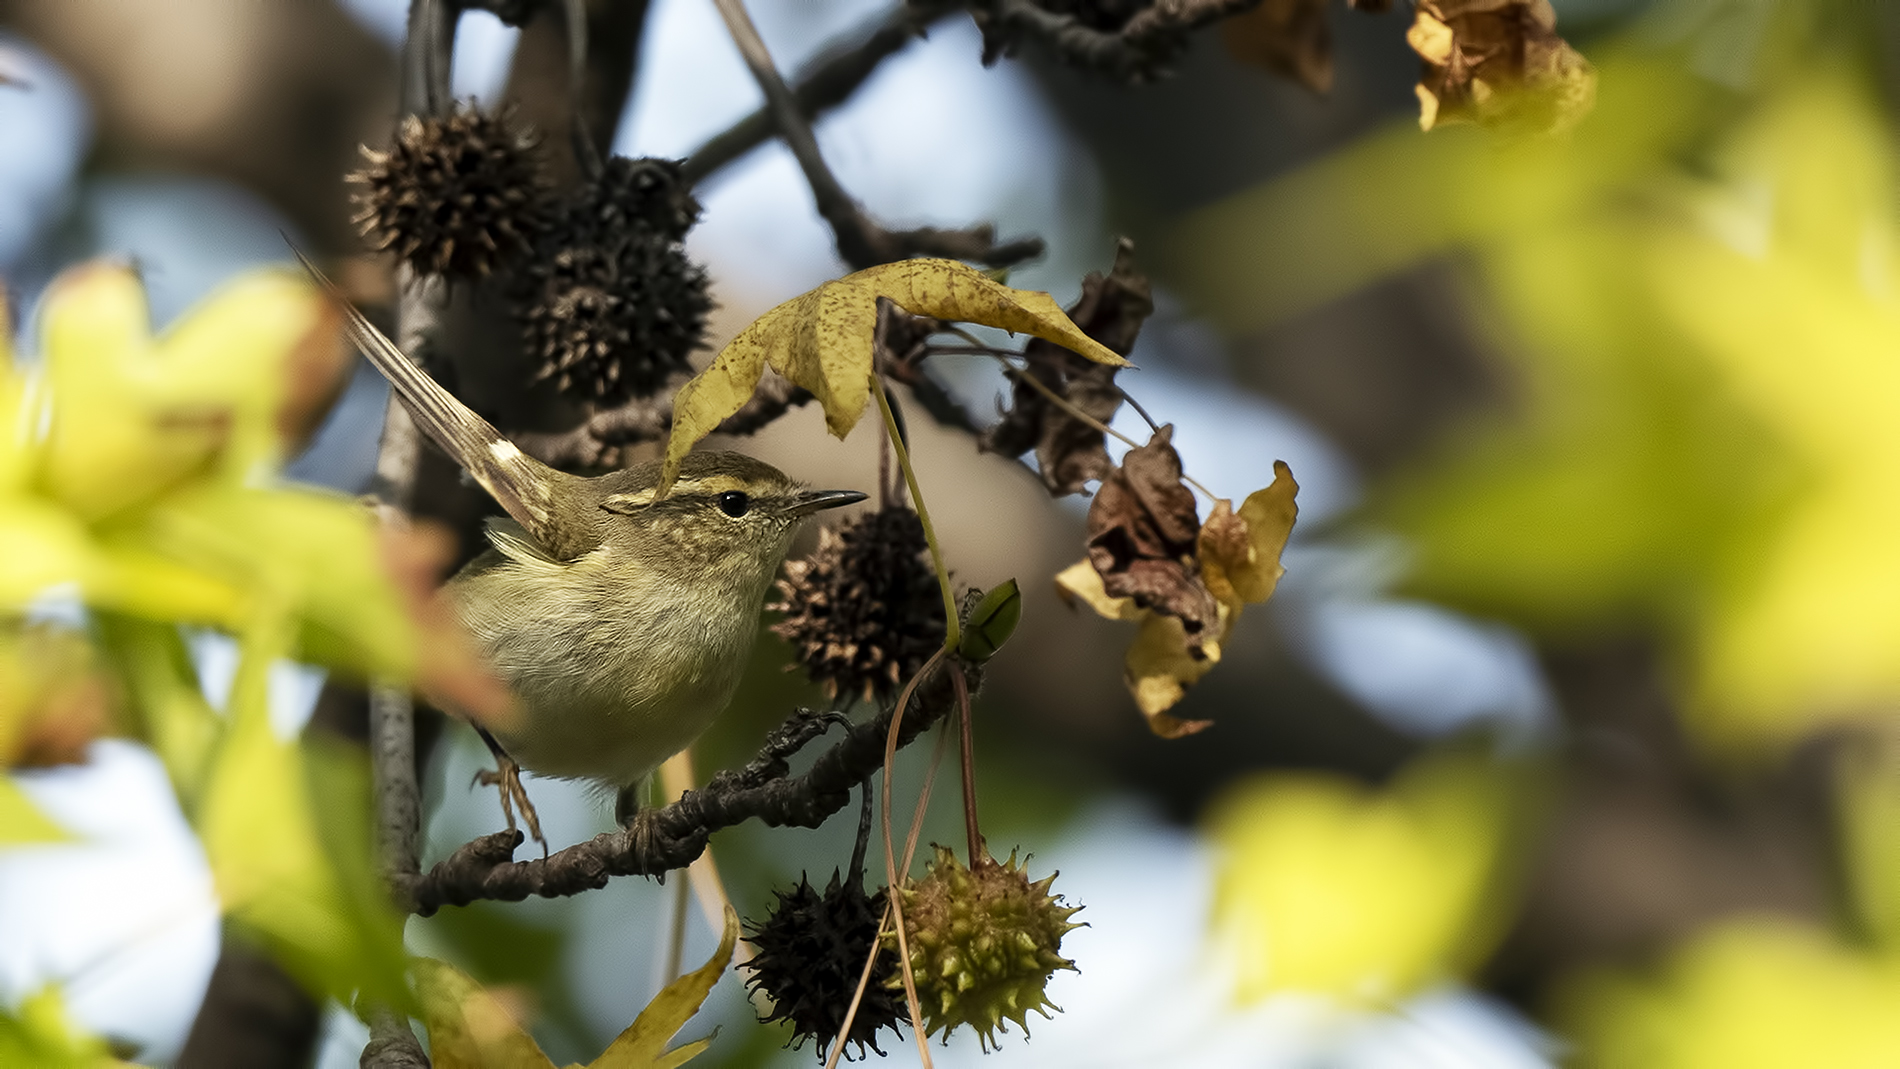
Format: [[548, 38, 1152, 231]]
[[511, 370, 814, 469], [396, 659, 970, 915], [360, 1007, 430, 1069], [681, 4, 940, 184], [975, 0, 1265, 81], [708, 0, 1042, 270]]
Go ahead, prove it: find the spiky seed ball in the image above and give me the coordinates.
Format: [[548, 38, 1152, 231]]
[[770, 505, 945, 702], [512, 156, 712, 404], [350, 105, 544, 279], [743, 871, 906, 1060], [884, 846, 1082, 1051]]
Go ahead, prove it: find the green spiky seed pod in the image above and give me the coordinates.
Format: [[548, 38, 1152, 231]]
[[512, 156, 711, 404], [742, 871, 906, 1060], [770, 506, 944, 702], [884, 846, 1083, 1051], [349, 104, 545, 279]]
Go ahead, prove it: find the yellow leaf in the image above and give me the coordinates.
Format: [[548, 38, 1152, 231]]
[[1559, 920, 1900, 1069], [0, 775, 70, 846], [416, 959, 558, 1069], [1200, 461, 1299, 606], [0, 985, 127, 1068], [92, 616, 222, 813], [35, 263, 333, 520], [1839, 741, 1900, 951], [415, 908, 734, 1069], [662, 259, 1129, 493], [590, 906, 737, 1069], [197, 613, 408, 1005], [1205, 748, 1517, 1004], [1055, 463, 1298, 730]]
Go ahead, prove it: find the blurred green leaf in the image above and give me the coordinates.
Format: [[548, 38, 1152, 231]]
[[417, 907, 733, 1069], [1839, 740, 1900, 949], [33, 264, 336, 521], [1559, 919, 1900, 1068], [0, 775, 70, 846], [91, 616, 221, 814], [0, 986, 126, 1068], [197, 610, 409, 1007], [417, 958, 559, 1069], [1174, 39, 1900, 750], [1205, 747, 1524, 1004]]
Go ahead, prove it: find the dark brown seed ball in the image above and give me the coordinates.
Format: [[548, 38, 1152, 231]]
[[511, 156, 712, 405], [349, 104, 545, 279], [743, 871, 907, 1060], [770, 505, 946, 703]]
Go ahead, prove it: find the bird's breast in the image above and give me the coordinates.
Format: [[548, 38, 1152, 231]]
[[447, 547, 765, 786]]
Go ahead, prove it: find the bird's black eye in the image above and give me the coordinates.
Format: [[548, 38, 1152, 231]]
[[716, 491, 750, 518]]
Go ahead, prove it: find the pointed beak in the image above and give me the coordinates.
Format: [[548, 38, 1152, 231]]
[[789, 488, 868, 517]]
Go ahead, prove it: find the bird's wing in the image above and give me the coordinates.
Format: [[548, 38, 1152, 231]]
[[296, 251, 570, 551]]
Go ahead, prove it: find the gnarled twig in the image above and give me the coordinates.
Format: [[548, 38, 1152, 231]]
[[396, 660, 969, 915]]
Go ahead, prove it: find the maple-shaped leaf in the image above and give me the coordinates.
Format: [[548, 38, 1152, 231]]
[[1059, 456, 1298, 735], [983, 239, 1152, 496], [418, 907, 738, 1069], [1407, 0, 1596, 133], [662, 259, 1129, 494]]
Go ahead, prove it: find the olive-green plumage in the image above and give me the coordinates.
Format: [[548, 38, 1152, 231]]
[[308, 254, 863, 792], [450, 453, 858, 786]]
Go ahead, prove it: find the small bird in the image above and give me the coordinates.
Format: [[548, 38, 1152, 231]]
[[307, 258, 865, 843]]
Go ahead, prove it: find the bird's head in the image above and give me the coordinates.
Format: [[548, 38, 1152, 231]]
[[584, 451, 865, 585]]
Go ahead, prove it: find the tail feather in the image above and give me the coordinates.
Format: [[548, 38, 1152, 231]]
[[294, 249, 574, 554]]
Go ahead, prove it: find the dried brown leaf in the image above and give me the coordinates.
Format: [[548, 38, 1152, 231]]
[[1057, 462, 1298, 728], [984, 239, 1153, 496], [1408, 0, 1595, 133], [1085, 425, 1221, 653]]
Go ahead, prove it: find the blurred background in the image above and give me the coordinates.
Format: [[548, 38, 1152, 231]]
[[4, 0, 1900, 1066]]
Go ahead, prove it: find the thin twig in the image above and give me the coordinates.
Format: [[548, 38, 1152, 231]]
[[707, 0, 1040, 270], [880, 648, 946, 1069], [363, 6, 456, 1068], [682, 4, 939, 184], [874, 374, 961, 653], [953, 667, 984, 865], [989, 353, 1222, 501]]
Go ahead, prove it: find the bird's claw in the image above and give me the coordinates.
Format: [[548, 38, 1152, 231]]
[[474, 757, 548, 859]]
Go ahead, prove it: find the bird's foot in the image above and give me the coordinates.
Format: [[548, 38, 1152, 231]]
[[474, 756, 548, 859]]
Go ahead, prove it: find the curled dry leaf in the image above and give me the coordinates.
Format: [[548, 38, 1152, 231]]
[[1407, 0, 1595, 133], [984, 238, 1153, 496], [662, 258, 1129, 494], [1085, 426, 1220, 652], [376, 519, 518, 732], [1058, 460, 1298, 733], [1221, 0, 1335, 94]]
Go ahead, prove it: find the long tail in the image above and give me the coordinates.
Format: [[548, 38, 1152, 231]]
[[293, 249, 575, 552]]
